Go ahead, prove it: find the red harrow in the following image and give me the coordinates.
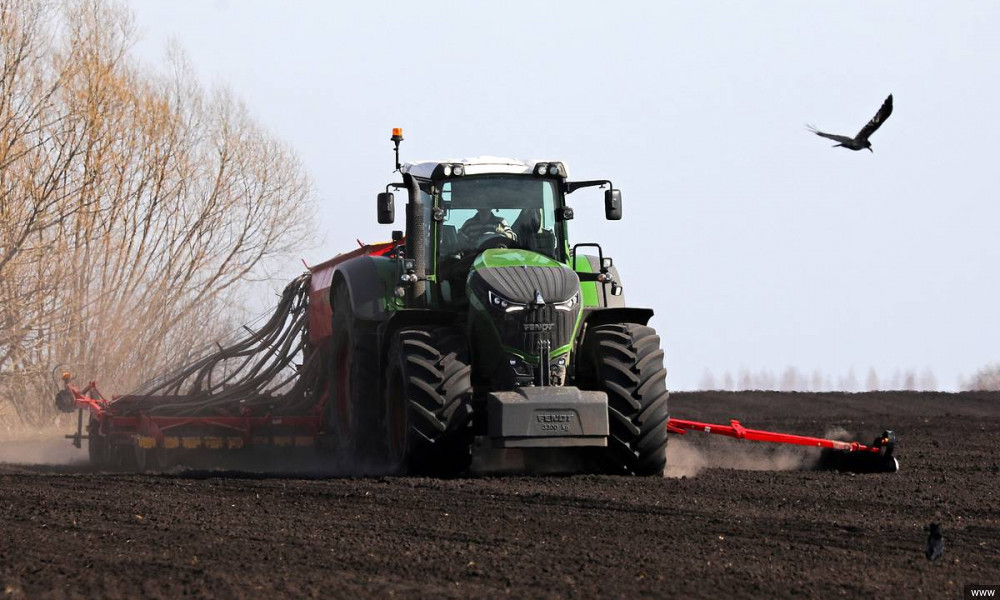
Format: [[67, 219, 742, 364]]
[[668, 418, 898, 473]]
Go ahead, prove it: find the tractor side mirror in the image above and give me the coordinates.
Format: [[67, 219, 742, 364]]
[[377, 192, 395, 224], [604, 189, 622, 220]]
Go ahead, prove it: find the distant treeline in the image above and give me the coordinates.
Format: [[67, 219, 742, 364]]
[[697, 366, 938, 392], [697, 365, 1000, 392], [0, 1, 313, 428]]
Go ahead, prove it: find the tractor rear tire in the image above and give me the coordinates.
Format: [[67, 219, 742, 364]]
[[582, 323, 669, 476], [328, 282, 380, 456], [385, 327, 473, 476]]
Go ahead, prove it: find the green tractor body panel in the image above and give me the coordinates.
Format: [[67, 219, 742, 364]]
[[570, 255, 603, 308], [473, 248, 565, 269]]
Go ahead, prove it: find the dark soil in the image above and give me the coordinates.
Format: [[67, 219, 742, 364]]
[[2, 391, 999, 599]]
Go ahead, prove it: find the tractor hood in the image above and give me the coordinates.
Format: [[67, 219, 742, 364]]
[[469, 249, 579, 305]]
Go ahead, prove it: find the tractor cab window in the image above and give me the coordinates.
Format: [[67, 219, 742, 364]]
[[437, 176, 560, 264]]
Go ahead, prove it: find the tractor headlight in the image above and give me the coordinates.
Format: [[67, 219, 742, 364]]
[[443, 165, 453, 177], [554, 292, 580, 312], [534, 161, 566, 177], [488, 290, 525, 312], [452, 164, 465, 176]]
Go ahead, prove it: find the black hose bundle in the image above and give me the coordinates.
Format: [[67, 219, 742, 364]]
[[119, 273, 322, 417]]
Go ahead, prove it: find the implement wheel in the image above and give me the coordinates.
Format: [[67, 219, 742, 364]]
[[582, 323, 669, 476], [87, 416, 109, 469], [384, 327, 473, 476]]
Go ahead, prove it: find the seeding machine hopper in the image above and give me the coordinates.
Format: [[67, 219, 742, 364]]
[[60, 131, 898, 475]]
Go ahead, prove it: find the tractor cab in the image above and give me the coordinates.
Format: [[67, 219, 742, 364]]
[[378, 145, 624, 309], [400, 158, 570, 305]]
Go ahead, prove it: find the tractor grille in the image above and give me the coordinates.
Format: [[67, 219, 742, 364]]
[[469, 265, 581, 358], [495, 303, 578, 356]]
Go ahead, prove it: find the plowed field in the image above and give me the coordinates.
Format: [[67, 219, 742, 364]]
[[2, 391, 998, 599]]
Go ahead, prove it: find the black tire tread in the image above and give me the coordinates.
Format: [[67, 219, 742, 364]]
[[392, 327, 473, 476], [583, 323, 669, 476], [330, 283, 380, 452]]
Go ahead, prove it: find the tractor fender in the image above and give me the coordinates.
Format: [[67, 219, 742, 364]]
[[380, 309, 463, 351], [572, 307, 657, 384], [309, 255, 393, 347], [578, 307, 654, 335], [328, 255, 392, 322]]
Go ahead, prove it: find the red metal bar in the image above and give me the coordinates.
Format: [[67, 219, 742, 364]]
[[667, 417, 884, 455]]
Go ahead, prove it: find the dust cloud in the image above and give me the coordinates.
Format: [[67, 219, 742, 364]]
[[0, 428, 87, 466], [0, 432, 87, 465], [665, 438, 811, 478], [823, 426, 852, 441]]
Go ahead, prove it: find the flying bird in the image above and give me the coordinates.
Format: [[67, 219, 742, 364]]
[[925, 522, 944, 562], [807, 94, 893, 152]]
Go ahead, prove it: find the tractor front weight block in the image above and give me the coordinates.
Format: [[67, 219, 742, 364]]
[[487, 387, 609, 448]]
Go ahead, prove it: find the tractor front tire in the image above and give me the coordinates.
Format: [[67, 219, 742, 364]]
[[583, 323, 669, 476], [385, 327, 473, 476]]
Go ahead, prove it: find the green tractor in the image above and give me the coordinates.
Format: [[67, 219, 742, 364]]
[[322, 132, 668, 476]]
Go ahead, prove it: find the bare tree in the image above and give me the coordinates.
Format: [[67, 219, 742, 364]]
[[887, 369, 902, 391], [780, 366, 801, 391], [810, 369, 823, 392], [838, 367, 858, 392], [865, 368, 880, 391], [918, 367, 937, 391], [0, 0, 314, 427], [737, 369, 752, 391], [698, 369, 717, 391], [721, 371, 734, 391]]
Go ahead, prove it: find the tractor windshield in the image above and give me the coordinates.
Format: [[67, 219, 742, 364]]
[[436, 176, 562, 263]]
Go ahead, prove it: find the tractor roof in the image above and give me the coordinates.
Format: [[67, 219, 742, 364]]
[[401, 156, 570, 179]]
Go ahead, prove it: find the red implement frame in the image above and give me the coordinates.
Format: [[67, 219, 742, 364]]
[[667, 417, 887, 455], [65, 382, 325, 450], [667, 417, 898, 472]]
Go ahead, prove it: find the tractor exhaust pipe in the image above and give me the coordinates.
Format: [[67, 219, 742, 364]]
[[404, 173, 427, 300]]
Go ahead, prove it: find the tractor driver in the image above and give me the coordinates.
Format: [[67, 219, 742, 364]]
[[458, 208, 518, 248]]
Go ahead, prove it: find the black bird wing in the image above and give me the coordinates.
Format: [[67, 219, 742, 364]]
[[855, 94, 893, 142], [806, 125, 855, 144]]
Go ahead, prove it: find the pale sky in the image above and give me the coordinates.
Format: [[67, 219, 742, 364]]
[[128, 1, 1000, 390]]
